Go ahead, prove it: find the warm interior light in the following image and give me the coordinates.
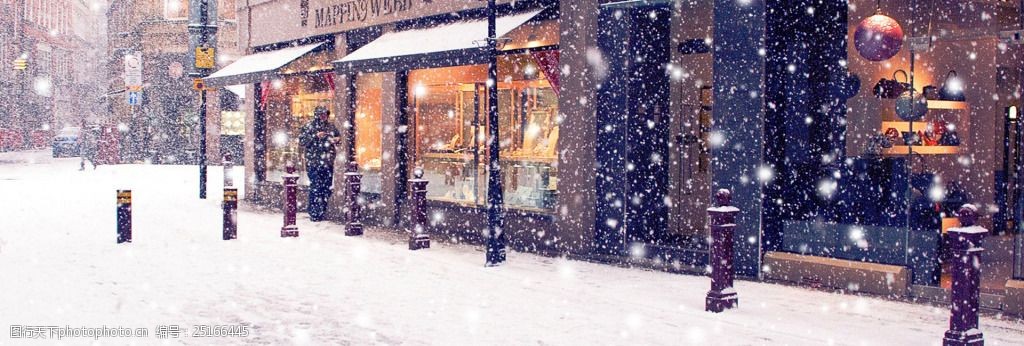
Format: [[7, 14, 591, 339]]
[[1009, 105, 1019, 121]]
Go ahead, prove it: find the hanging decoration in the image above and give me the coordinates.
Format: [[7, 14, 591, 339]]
[[529, 50, 561, 96], [853, 1, 904, 62]]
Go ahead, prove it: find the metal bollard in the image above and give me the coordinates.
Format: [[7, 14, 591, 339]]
[[280, 161, 299, 238], [344, 162, 364, 236], [408, 168, 430, 250], [117, 190, 132, 243], [223, 188, 238, 240], [706, 188, 740, 313], [223, 154, 234, 188], [943, 204, 987, 346]]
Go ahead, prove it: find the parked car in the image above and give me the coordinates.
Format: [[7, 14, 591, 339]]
[[52, 127, 82, 157], [0, 128, 24, 152]]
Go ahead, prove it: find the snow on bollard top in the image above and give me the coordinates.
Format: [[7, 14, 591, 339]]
[[707, 189, 740, 213], [949, 204, 988, 235]]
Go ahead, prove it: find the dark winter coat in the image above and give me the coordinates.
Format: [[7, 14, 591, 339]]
[[79, 130, 99, 156], [298, 118, 341, 168]]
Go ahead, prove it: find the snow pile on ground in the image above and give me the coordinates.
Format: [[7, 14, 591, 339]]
[[0, 150, 1022, 345]]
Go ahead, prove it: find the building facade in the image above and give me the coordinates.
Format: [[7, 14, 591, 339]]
[[0, 0, 107, 144], [211, 0, 1024, 314], [106, 0, 238, 162]]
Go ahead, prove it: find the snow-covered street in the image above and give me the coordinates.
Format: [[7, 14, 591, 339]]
[[0, 150, 1021, 345]]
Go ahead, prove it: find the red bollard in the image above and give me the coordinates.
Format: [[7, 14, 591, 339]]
[[943, 204, 987, 346], [706, 188, 739, 313], [281, 161, 299, 238], [408, 168, 430, 250], [344, 162, 364, 236], [223, 188, 238, 240], [117, 190, 132, 243]]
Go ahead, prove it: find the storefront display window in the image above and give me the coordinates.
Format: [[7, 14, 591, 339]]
[[408, 53, 559, 211], [355, 72, 384, 194], [265, 74, 335, 185], [775, 0, 1023, 293]]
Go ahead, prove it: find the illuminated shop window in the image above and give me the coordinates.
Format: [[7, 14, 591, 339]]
[[407, 53, 559, 211], [354, 72, 384, 194]]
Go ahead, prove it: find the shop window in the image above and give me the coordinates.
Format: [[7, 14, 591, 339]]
[[355, 72, 384, 194], [265, 73, 335, 185], [221, 111, 244, 136], [408, 53, 559, 211]]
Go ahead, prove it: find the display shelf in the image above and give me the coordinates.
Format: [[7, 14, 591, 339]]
[[926, 100, 969, 110], [881, 145, 960, 155]]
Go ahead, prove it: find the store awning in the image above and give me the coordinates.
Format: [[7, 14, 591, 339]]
[[334, 8, 545, 73], [205, 42, 326, 87]]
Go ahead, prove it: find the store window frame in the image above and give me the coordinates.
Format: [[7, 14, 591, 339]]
[[404, 47, 560, 213]]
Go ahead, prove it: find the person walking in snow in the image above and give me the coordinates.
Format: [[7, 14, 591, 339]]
[[79, 126, 100, 170], [298, 106, 341, 222]]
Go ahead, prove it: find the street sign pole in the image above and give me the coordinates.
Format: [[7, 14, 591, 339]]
[[189, 0, 218, 200]]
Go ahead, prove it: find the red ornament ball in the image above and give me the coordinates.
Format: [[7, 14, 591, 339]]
[[854, 14, 904, 62]]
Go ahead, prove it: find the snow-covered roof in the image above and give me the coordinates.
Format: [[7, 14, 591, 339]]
[[336, 9, 544, 66], [205, 42, 325, 86]]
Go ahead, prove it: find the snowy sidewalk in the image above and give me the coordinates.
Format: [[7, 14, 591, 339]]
[[0, 150, 1022, 345]]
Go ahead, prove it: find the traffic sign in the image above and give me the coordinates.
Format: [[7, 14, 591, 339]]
[[195, 47, 216, 69], [127, 91, 141, 106], [124, 53, 143, 88]]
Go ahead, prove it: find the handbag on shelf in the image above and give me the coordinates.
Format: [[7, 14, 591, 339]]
[[938, 70, 966, 102], [902, 131, 923, 145], [923, 130, 939, 146], [895, 90, 928, 121], [923, 85, 940, 100], [938, 130, 961, 146], [884, 127, 901, 143], [873, 70, 911, 99]]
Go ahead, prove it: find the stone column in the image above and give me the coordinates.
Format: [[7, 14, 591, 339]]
[[379, 72, 401, 227], [555, 0, 598, 255]]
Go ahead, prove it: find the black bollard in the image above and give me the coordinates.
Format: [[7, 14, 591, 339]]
[[408, 168, 430, 250], [280, 162, 299, 237], [344, 162, 364, 236], [943, 204, 987, 346], [223, 188, 238, 240], [117, 190, 132, 243], [706, 189, 740, 313]]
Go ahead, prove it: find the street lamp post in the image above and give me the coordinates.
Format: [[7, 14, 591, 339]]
[[485, 0, 506, 266], [188, 0, 218, 199]]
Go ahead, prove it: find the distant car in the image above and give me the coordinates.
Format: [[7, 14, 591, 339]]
[[52, 127, 82, 157]]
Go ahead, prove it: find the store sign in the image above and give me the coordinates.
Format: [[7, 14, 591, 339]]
[[251, 0, 513, 47], [305, 0, 414, 28]]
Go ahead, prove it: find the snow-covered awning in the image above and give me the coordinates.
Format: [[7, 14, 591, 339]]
[[334, 8, 545, 73], [205, 42, 326, 87]]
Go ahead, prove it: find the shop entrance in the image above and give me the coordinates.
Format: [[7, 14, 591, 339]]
[[594, 3, 709, 265]]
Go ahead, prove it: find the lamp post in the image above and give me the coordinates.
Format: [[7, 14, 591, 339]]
[[188, 0, 218, 199], [484, 0, 506, 266]]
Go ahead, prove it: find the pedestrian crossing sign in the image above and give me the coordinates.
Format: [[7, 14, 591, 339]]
[[127, 91, 141, 106]]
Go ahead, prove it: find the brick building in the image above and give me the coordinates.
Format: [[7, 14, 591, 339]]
[[0, 0, 106, 143]]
